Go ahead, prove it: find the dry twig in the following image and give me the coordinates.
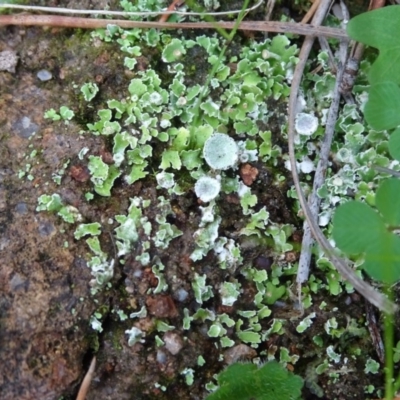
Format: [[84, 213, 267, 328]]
[[76, 356, 96, 400], [0, 1, 263, 17], [158, 0, 185, 23], [301, 0, 321, 24], [0, 14, 347, 39], [297, 0, 349, 285]]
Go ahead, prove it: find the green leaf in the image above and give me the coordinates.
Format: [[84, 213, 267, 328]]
[[347, 6, 400, 50], [74, 223, 102, 240], [236, 331, 261, 344], [388, 128, 400, 161], [206, 361, 303, 400], [94, 165, 121, 197], [369, 51, 400, 85], [264, 281, 286, 305], [128, 79, 147, 97], [364, 83, 400, 130], [190, 124, 213, 149], [162, 38, 186, 63], [363, 233, 400, 284], [160, 149, 182, 169], [347, 6, 400, 85], [59, 106, 74, 121], [37, 193, 63, 212], [125, 164, 148, 184], [81, 82, 99, 102], [181, 149, 201, 170], [332, 201, 386, 254], [44, 108, 61, 121], [375, 178, 400, 226]]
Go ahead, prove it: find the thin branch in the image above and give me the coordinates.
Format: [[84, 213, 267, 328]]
[[301, 0, 321, 24], [76, 356, 96, 400], [0, 0, 263, 17], [297, 1, 348, 285], [371, 165, 400, 178], [296, 38, 347, 284], [0, 14, 347, 39]]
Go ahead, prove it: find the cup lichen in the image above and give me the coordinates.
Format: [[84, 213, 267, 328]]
[[203, 133, 239, 170]]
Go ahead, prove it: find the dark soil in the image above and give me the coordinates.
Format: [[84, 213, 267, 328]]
[[0, 1, 393, 400]]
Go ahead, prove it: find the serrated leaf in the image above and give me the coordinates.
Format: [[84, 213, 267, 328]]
[[160, 149, 182, 170], [332, 201, 386, 254], [125, 164, 148, 184], [94, 165, 121, 197], [388, 128, 400, 161], [364, 82, 400, 131], [375, 178, 400, 226], [206, 361, 303, 400]]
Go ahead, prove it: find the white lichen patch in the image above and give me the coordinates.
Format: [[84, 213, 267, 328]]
[[203, 133, 239, 170], [295, 113, 319, 136], [195, 176, 221, 202]]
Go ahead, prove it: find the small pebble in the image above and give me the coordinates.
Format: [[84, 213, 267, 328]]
[[15, 202, 28, 214], [37, 69, 52, 81], [174, 288, 189, 302], [163, 332, 183, 355], [38, 220, 55, 237], [10, 273, 28, 291], [156, 350, 167, 364], [0, 50, 18, 73], [13, 116, 39, 138]]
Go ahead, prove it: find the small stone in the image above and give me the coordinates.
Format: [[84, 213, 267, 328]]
[[37, 69, 53, 81], [254, 255, 273, 270], [223, 344, 257, 364], [15, 202, 28, 214], [174, 288, 189, 302], [13, 116, 39, 139], [163, 332, 183, 355], [69, 165, 90, 182], [0, 50, 18, 73]]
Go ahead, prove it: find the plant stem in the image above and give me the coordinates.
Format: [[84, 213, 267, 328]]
[[184, 0, 229, 40], [190, 0, 250, 128], [384, 286, 395, 399]]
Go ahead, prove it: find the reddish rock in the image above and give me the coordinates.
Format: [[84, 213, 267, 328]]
[[69, 164, 90, 182], [99, 147, 114, 164], [146, 295, 178, 318], [240, 163, 259, 186]]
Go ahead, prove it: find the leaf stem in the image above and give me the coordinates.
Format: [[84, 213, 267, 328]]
[[384, 286, 395, 399], [190, 0, 250, 128]]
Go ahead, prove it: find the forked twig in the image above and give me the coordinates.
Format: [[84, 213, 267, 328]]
[[288, 0, 396, 313]]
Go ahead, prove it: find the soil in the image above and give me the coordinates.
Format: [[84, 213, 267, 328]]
[[0, 1, 392, 400]]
